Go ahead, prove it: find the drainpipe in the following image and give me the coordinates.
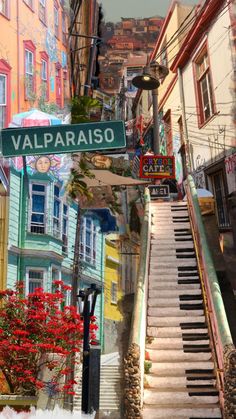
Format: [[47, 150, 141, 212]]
[[17, 170, 24, 281], [17, 0, 20, 112], [100, 233, 104, 353], [178, 67, 192, 173]]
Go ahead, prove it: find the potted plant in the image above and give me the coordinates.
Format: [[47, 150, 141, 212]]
[[0, 281, 97, 411]]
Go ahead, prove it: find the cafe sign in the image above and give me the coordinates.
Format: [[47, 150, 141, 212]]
[[140, 155, 175, 179], [0, 120, 126, 157]]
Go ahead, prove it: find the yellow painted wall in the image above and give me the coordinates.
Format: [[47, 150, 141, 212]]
[[104, 235, 123, 322], [0, 0, 70, 121], [155, 3, 194, 103]]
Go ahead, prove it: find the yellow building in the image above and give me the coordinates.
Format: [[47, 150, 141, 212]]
[[0, 0, 70, 129], [103, 233, 123, 353]]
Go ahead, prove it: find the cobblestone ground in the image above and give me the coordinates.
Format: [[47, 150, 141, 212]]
[[0, 406, 95, 418]]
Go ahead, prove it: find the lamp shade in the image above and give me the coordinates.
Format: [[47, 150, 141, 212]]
[[132, 66, 160, 90]]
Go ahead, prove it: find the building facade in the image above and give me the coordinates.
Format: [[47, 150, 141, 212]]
[[103, 233, 123, 353], [0, 0, 70, 130], [7, 155, 77, 294]]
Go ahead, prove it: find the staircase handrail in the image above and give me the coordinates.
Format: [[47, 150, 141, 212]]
[[124, 187, 151, 418], [186, 174, 235, 415]]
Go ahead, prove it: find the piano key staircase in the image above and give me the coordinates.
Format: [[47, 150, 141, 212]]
[[142, 201, 222, 419]]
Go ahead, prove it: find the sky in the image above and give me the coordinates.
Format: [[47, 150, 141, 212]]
[[100, 0, 199, 22]]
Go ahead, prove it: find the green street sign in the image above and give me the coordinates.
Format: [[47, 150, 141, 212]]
[[0, 120, 126, 157]]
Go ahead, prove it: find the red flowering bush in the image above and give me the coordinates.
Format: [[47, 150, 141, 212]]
[[0, 281, 98, 397]]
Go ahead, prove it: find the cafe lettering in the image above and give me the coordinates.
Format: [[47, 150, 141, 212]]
[[140, 155, 175, 179]]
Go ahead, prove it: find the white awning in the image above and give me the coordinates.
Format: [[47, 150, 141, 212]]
[[84, 170, 150, 187]]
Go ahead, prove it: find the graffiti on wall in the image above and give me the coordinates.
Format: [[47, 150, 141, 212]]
[[10, 154, 72, 182], [173, 134, 183, 185], [193, 169, 206, 189], [225, 152, 236, 194], [46, 30, 58, 62]]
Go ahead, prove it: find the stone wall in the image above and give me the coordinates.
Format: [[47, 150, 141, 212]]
[[124, 343, 142, 418]]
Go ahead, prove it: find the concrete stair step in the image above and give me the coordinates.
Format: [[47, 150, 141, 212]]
[[149, 360, 215, 376], [152, 223, 191, 230], [147, 326, 208, 338], [149, 277, 200, 285], [150, 260, 197, 268], [146, 337, 209, 349], [144, 389, 219, 405], [150, 256, 197, 264], [146, 349, 212, 362], [151, 239, 193, 245], [148, 307, 204, 317], [144, 375, 216, 388], [151, 211, 189, 216], [150, 249, 195, 256], [149, 283, 200, 291], [149, 289, 202, 298], [142, 406, 222, 418], [152, 245, 195, 252], [148, 297, 203, 307], [148, 316, 205, 327]]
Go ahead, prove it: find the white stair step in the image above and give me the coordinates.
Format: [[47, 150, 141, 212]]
[[144, 375, 215, 388], [148, 297, 203, 307], [148, 307, 204, 317], [151, 256, 197, 264], [150, 249, 194, 256], [146, 349, 212, 362], [149, 277, 199, 284], [151, 211, 189, 216], [148, 315, 205, 327], [151, 243, 194, 250], [149, 283, 200, 291], [150, 361, 214, 376], [152, 224, 190, 230], [142, 407, 222, 418], [150, 289, 202, 298], [150, 260, 197, 268], [144, 389, 219, 405], [147, 326, 208, 338], [146, 337, 209, 349]]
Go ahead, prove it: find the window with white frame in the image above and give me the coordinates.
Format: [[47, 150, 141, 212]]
[[30, 183, 46, 234], [39, 0, 46, 23], [27, 269, 45, 294], [53, 185, 61, 238], [80, 217, 97, 265], [194, 46, 215, 125], [0, 0, 9, 17], [54, 3, 59, 38], [25, 49, 34, 98], [62, 203, 68, 253], [0, 74, 6, 129], [111, 282, 117, 304]]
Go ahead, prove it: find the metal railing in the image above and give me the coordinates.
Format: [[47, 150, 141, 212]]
[[186, 174, 235, 416]]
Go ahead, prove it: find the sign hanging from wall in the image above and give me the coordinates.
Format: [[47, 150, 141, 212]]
[[139, 155, 175, 179], [148, 184, 170, 199], [0, 121, 126, 157]]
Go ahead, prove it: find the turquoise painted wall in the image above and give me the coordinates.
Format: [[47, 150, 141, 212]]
[[7, 167, 78, 291], [7, 168, 106, 347]]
